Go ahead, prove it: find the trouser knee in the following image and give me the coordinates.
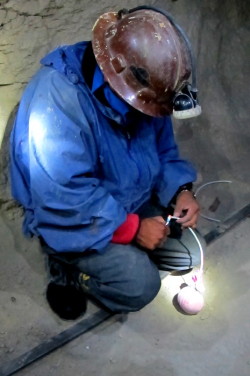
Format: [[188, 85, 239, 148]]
[[124, 261, 161, 311], [150, 230, 206, 271], [45, 245, 162, 313], [85, 247, 161, 312]]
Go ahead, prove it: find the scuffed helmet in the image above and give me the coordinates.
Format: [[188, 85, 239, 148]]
[[92, 8, 192, 117]]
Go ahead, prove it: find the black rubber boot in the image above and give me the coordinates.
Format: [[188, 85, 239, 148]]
[[46, 256, 87, 320], [46, 281, 87, 320]]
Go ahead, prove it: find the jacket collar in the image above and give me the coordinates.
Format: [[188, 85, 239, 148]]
[[40, 41, 140, 126]]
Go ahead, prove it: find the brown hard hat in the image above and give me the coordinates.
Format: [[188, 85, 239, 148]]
[[92, 8, 191, 117]]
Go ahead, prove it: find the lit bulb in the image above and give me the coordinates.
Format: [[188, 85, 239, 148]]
[[177, 286, 204, 315], [192, 272, 205, 293]]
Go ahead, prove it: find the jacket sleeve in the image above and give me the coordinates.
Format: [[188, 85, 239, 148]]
[[26, 68, 127, 253], [153, 116, 197, 206]]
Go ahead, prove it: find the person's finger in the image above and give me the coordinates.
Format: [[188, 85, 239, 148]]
[[180, 215, 199, 228], [182, 221, 196, 229], [176, 211, 194, 224], [158, 234, 169, 248], [152, 217, 170, 235], [165, 225, 171, 236], [153, 216, 166, 224], [177, 207, 199, 223]]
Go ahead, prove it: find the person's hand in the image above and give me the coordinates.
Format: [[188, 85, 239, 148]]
[[174, 191, 199, 228], [135, 216, 170, 250]]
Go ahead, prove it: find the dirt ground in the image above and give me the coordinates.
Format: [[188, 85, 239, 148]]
[[0, 1, 249, 375], [0, 208, 250, 376]]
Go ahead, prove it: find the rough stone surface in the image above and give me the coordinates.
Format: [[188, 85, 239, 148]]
[[1, 214, 249, 376], [0, 1, 250, 375], [0, 0, 249, 204]]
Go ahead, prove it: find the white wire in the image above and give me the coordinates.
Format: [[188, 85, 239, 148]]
[[200, 214, 221, 223], [166, 216, 204, 273], [194, 180, 232, 197], [167, 180, 232, 274], [195, 180, 232, 223], [188, 227, 204, 273]]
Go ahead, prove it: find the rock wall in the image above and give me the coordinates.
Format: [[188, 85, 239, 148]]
[[0, 1, 249, 367], [0, 0, 249, 208]]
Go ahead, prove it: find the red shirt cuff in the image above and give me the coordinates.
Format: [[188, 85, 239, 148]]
[[111, 214, 140, 244]]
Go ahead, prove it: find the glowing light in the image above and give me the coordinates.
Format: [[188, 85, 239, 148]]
[[177, 286, 204, 315], [160, 219, 206, 315], [161, 268, 205, 300], [29, 111, 47, 149]]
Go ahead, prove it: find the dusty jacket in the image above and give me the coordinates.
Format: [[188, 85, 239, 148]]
[[10, 42, 196, 253]]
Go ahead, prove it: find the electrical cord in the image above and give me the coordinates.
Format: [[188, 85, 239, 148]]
[[194, 180, 232, 222]]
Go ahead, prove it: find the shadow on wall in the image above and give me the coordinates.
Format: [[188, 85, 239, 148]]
[[0, 105, 20, 210], [176, 117, 233, 181], [0, 104, 47, 289]]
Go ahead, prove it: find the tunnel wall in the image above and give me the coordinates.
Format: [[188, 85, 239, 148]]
[[0, 0, 249, 207]]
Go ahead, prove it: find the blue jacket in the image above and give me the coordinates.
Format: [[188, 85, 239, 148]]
[[10, 41, 196, 253]]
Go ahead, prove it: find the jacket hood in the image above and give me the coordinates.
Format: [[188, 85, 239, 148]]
[[40, 42, 88, 84], [40, 42, 144, 126]]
